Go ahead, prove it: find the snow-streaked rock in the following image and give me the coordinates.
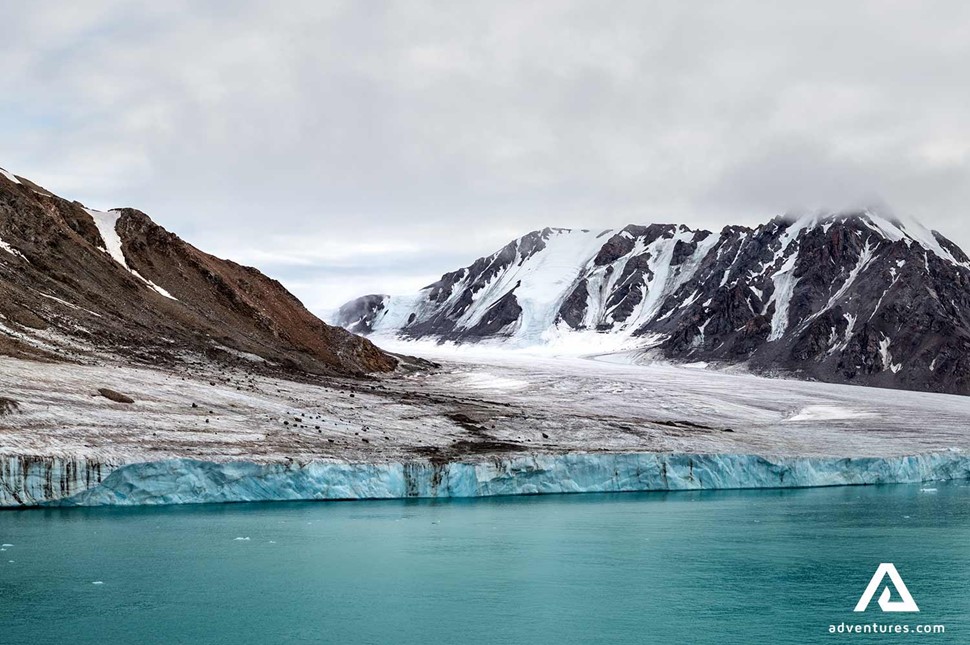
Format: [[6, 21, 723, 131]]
[[0, 167, 20, 185], [335, 210, 970, 395], [85, 208, 177, 300]]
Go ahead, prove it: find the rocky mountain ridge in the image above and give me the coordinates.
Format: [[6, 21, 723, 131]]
[[335, 210, 970, 394], [0, 165, 395, 376]]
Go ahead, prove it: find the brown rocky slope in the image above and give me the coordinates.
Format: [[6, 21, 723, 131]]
[[0, 165, 395, 376]]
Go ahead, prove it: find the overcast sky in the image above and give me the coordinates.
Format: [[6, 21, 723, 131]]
[[3, 1, 970, 314]]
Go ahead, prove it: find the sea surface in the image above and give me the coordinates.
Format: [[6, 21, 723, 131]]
[[1, 483, 968, 644]]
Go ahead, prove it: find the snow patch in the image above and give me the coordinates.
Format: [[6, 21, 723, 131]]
[[788, 405, 878, 422], [0, 236, 27, 262], [879, 335, 903, 373], [864, 210, 970, 269], [768, 253, 799, 341], [0, 167, 20, 184], [86, 209, 178, 301], [458, 371, 529, 390], [461, 228, 611, 341], [823, 241, 874, 312]]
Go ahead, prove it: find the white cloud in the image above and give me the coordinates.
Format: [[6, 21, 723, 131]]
[[3, 1, 970, 311]]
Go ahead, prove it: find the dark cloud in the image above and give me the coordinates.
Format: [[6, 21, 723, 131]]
[[2, 1, 969, 311]]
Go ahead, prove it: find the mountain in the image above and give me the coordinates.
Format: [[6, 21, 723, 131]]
[[334, 211, 970, 395], [0, 165, 396, 376]]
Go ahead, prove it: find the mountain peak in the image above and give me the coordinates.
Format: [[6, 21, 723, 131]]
[[335, 210, 970, 395]]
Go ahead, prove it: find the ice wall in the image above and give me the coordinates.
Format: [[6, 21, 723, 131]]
[[0, 455, 115, 506], [1, 451, 968, 507]]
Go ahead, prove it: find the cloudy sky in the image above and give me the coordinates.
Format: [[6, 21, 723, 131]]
[[3, 1, 969, 314]]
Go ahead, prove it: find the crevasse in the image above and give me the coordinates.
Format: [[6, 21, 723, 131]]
[[2, 452, 968, 508]]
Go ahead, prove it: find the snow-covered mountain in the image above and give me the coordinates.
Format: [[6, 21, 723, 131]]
[[334, 211, 970, 395], [0, 165, 395, 376]]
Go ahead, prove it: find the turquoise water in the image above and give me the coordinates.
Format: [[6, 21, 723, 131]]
[[1, 484, 968, 644]]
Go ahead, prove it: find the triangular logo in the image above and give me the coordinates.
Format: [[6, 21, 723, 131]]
[[854, 563, 920, 612]]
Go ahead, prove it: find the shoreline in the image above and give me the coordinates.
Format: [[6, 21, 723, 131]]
[[2, 450, 968, 508]]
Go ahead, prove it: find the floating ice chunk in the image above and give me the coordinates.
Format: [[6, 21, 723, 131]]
[[233, 537, 251, 541], [1, 544, 12, 547], [92, 581, 104, 585], [920, 488, 938, 493]]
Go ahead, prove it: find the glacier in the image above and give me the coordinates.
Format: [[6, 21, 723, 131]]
[[2, 451, 969, 508]]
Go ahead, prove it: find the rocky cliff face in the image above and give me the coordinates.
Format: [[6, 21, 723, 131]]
[[335, 212, 970, 395], [0, 165, 395, 376]]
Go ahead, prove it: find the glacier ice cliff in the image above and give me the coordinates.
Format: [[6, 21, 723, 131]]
[[0, 456, 116, 507], [2, 451, 969, 507]]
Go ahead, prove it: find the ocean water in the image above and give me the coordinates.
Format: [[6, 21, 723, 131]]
[[1, 483, 968, 644]]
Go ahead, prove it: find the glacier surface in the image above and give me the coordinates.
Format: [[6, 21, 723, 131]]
[[3, 451, 969, 507]]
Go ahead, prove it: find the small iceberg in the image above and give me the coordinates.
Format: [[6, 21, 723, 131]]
[[233, 537, 251, 541]]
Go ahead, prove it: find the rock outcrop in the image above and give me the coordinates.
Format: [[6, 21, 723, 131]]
[[0, 165, 395, 376]]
